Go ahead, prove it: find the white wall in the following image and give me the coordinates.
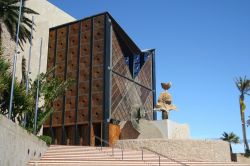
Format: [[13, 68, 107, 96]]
[[2, 0, 76, 81]]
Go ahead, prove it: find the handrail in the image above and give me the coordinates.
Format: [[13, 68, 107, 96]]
[[142, 146, 188, 166], [95, 136, 110, 146], [94, 136, 122, 158], [94, 136, 186, 165]]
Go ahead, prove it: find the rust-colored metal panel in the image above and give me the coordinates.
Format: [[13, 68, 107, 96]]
[[78, 95, 88, 108], [93, 53, 103, 66], [65, 97, 76, 110], [53, 98, 63, 111], [78, 124, 89, 145], [109, 123, 120, 146], [79, 81, 89, 94], [54, 127, 62, 145], [65, 125, 75, 145], [92, 106, 103, 121], [47, 31, 56, 73], [92, 92, 103, 107], [81, 19, 91, 31], [52, 111, 62, 126], [64, 111, 75, 125], [92, 66, 103, 79], [77, 108, 88, 123], [92, 79, 103, 92]]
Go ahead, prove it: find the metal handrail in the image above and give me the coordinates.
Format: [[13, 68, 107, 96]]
[[94, 136, 186, 165], [142, 146, 188, 166], [94, 136, 124, 158]]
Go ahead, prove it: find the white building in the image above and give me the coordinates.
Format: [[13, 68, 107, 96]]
[[1, 0, 75, 80]]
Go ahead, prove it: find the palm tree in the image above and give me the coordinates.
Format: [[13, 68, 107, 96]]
[[220, 132, 240, 155], [235, 76, 250, 152], [0, 0, 38, 48], [0, 54, 33, 122]]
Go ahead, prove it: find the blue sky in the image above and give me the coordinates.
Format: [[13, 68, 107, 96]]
[[48, 0, 250, 141]]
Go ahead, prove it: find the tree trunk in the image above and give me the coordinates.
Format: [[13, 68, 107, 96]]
[[240, 95, 249, 152], [230, 144, 233, 160]]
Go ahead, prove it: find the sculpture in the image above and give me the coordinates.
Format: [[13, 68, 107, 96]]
[[155, 82, 177, 119], [130, 105, 146, 132]]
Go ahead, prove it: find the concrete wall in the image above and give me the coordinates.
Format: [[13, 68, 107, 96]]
[[120, 119, 190, 139], [2, 0, 76, 81], [235, 154, 250, 163], [153, 119, 190, 139], [116, 139, 231, 162], [0, 115, 48, 166]]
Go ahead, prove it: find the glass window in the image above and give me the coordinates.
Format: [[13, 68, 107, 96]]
[[125, 56, 129, 66], [134, 54, 140, 77], [144, 52, 151, 62]]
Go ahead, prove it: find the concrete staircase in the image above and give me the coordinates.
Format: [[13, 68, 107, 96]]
[[28, 145, 249, 166]]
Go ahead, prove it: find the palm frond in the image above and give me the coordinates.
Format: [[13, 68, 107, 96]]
[[235, 76, 250, 95], [220, 132, 240, 144], [0, 0, 39, 47]]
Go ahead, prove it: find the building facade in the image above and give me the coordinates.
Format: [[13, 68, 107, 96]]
[[43, 12, 156, 145]]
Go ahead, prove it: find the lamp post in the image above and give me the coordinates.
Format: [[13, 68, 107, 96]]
[[8, 0, 23, 119]]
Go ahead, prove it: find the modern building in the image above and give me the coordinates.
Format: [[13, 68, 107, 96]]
[[43, 12, 156, 146]]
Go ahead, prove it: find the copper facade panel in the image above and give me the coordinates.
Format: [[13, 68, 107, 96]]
[[77, 109, 89, 123]]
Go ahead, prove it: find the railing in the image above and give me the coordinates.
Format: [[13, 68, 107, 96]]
[[94, 136, 123, 158], [94, 136, 187, 166], [142, 146, 188, 166]]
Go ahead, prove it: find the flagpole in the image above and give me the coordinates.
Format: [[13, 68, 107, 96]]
[[26, 16, 34, 94], [8, 0, 23, 119], [34, 38, 43, 134], [23, 16, 34, 126]]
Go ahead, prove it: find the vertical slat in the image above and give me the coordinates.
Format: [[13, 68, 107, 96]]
[[103, 14, 112, 145], [88, 18, 94, 145], [152, 50, 157, 120], [74, 21, 82, 145], [61, 25, 70, 145], [50, 29, 58, 143]]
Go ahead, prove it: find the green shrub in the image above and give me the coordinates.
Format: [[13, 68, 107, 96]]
[[39, 135, 52, 145]]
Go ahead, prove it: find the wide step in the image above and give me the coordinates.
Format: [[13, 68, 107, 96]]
[[28, 145, 249, 166]]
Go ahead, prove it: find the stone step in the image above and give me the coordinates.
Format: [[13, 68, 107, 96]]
[[28, 160, 153, 165], [28, 145, 248, 166]]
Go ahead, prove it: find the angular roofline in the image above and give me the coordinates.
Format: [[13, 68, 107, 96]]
[[106, 13, 141, 55], [141, 48, 155, 53], [50, 12, 108, 30], [50, 12, 152, 55]]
